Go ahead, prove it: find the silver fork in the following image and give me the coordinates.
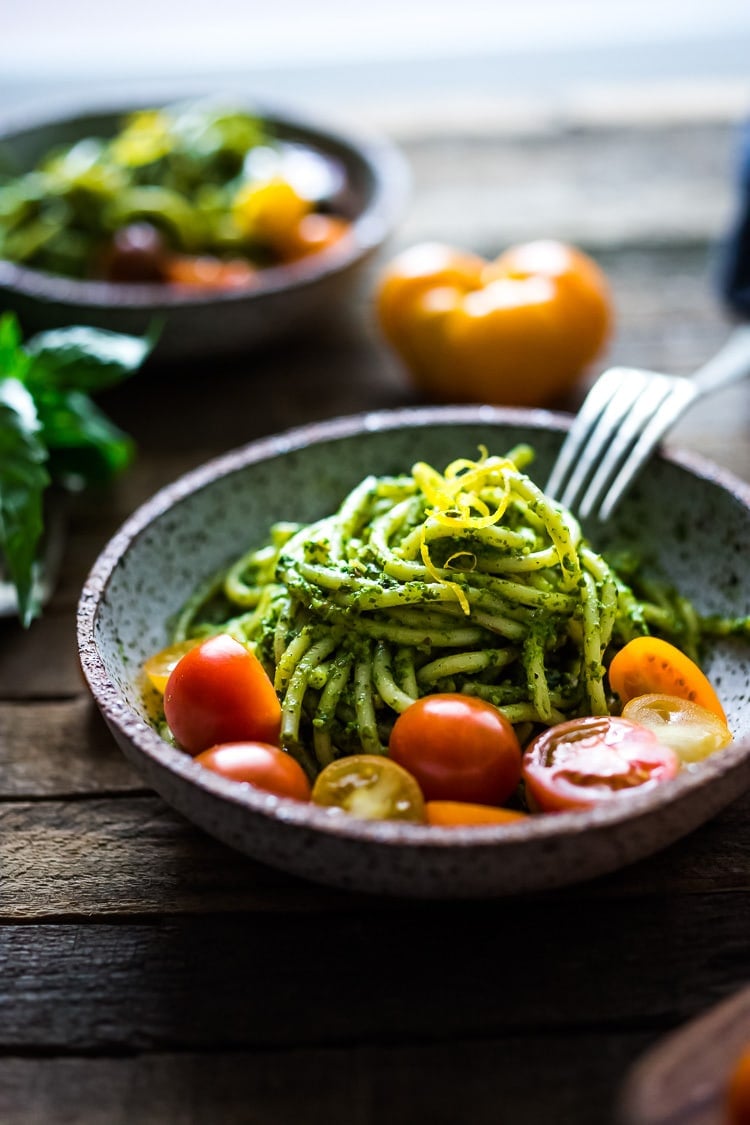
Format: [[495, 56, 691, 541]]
[[545, 324, 750, 521]]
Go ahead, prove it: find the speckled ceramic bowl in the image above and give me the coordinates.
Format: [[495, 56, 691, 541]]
[[0, 95, 407, 360], [77, 406, 750, 898]]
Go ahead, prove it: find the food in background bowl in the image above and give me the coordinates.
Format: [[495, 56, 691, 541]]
[[0, 103, 353, 289], [0, 99, 407, 358]]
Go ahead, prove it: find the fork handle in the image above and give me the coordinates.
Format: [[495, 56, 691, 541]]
[[691, 323, 750, 395]]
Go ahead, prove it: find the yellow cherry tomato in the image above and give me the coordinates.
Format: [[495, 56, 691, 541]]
[[232, 177, 311, 249], [375, 239, 612, 406], [311, 755, 426, 822], [621, 693, 732, 765], [143, 639, 201, 694]]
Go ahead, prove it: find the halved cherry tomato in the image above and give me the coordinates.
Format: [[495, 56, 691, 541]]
[[388, 693, 522, 805], [609, 636, 727, 722], [143, 639, 200, 694], [195, 742, 311, 801], [622, 693, 732, 765], [425, 800, 528, 827], [727, 1044, 750, 1125], [163, 634, 282, 755], [311, 755, 425, 822], [523, 716, 679, 812]]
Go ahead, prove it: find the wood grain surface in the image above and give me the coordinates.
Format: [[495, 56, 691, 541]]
[[1, 114, 749, 1125]]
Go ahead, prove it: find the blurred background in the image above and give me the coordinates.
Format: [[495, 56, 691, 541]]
[[3, 0, 750, 131], [3, 0, 750, 400], [4, 0, 749, 254]]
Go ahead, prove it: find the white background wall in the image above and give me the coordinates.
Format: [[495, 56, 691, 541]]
[[3, 0, 750, 129]]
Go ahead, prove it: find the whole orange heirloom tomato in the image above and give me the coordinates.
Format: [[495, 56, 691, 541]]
[[376, 239, 613, 406]]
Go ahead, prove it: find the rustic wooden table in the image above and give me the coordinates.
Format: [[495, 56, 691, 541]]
[[1, 111, 749, 1125]]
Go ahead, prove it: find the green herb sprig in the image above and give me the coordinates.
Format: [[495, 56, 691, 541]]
[[0, 311, 154, 625]]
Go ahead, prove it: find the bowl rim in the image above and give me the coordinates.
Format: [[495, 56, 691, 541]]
[[0, 91, 409, 309], [76, 403, 750, 852]]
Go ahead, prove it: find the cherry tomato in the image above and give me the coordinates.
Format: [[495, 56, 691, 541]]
[[195, 742, 311, 801], [232, 177, 310, 248], [522, 716, 679, 812], [311, 755, 425, 822], [101, 222, 169, 281], [163, 633, 282, 755], [727, 1044, 750, 1125], [425, 800, 528, 827], [609, 636, 727, 722], [165, 255, 256, 289], [280, 213, 351, 260], [143, 639, 200, 694], [622, 693, 732, 765], [388, 693, 522, 805]]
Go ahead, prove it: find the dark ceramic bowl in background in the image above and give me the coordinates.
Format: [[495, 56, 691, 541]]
[[77, 406, 750, 898], [0, 95, 409, 360]]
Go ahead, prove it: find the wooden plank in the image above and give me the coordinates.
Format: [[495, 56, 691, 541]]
[[0, 1032, 654, 1125], [0, 612, 85, 701], [1, 786, 749, 917], [0, 899, 747, 1052], [0, 699, 139, 796]]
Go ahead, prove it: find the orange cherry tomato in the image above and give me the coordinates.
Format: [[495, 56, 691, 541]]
[[522, 716, 679, 812], [165, 255, 256, 289], [311, 755, 426, 822], [280, 213, 351, 260], [163, 634, 281, 755], [425, 800, 528, 827], [388, 693, 522, 805], [609, 636, 727, 722], [375, 239, 612, 406], [727, 1044, 750, 1125], [195, 742, 311, 801]]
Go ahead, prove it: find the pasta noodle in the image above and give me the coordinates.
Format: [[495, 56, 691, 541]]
[[170, 445, 704, 774]]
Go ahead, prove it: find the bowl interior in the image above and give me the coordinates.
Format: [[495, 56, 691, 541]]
[[77, 408, 750, 897], [0, 99, 407, 355], [91, 411, 750, 744]]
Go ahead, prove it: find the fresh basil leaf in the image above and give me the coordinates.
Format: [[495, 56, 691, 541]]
[[0, 378, 50, 626], [24, 323, 157, 393], [0, 311, 31, 381], [34, 387, 135, 486]]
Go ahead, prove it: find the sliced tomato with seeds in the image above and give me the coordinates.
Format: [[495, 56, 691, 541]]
[[523, 715, 680, 812], [622, 693, 732, 765], [312, 755, 425, 822]]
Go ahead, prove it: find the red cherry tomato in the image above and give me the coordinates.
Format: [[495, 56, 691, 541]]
[[164, 634, 281, 754], [195, 742, 311, 801], [522, 715, 680, 812], [388, 693, 522, 805]]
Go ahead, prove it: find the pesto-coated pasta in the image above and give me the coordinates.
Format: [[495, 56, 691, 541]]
[[170, 446, 704, 775]]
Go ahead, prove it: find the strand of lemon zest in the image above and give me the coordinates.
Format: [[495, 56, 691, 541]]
[[444, 551, 477, 571], [419, 530, 471, 616]]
